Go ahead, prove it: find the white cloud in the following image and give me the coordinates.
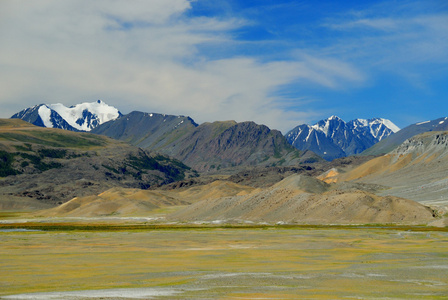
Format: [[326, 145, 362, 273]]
[[0, 0, 369, 133]]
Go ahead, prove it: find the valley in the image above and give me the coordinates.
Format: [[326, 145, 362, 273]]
[[3, 1, 448, 299], [2, 102, 448, 299]]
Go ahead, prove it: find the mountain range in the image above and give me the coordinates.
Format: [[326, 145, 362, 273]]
[[12, 100, 448, 166], [10, 100, 402, 165], [285, 116, 399, 160]]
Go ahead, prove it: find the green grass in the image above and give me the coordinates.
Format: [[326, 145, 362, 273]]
[[0, 150, 20, 176], [18, 153, 63, 172]]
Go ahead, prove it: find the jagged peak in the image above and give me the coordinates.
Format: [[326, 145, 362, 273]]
[[327, 115, 343, 121]]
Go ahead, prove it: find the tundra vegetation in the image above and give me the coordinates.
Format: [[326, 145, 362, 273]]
[[0, 224, 447, 299]]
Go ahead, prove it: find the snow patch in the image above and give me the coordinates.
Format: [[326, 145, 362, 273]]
[[44, 100, 120, 131], [354, 118, 368, 127], [38, 105, 53, 128], [416, 121, 430, 125], [380, 118, 400, 133]]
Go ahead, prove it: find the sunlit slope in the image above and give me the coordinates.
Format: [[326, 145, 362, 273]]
[[168, 174, 435, 225], [0, 119, 111, 150], [342, 131, 448, 205], [39, 180, 255, 217], [40, 188, 188, 217]]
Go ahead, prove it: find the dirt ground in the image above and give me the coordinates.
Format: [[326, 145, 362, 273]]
[[1, 225, 447, 299]]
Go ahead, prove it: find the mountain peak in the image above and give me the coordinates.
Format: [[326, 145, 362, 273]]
[[328, 115, 342, 121], [11, 100, 121, 131], [286, 116, 398, 160]]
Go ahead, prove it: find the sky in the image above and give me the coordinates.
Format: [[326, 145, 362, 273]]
[[0, 0, 447, 133]]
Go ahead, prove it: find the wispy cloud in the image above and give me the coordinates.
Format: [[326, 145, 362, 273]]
[[0, 0, 346, 132], [322, 5, 448, 65], [1, 0, 446, 132]]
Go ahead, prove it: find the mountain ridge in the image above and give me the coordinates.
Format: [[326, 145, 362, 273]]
[[11, 100, 121, 132], [285, 116, 399, 160], [11, 102, 403, 166], [362, 117, 448, 156], [94, 115, 318, 172]]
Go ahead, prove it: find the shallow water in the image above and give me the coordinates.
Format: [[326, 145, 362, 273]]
[[0, 229, 41, 232], [2, 288, 181, 299]]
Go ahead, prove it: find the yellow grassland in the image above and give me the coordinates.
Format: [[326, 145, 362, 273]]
[[0, 228, 447, 299]]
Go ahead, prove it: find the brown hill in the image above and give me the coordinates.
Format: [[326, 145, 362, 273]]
[[39, 188, 187, 217], [167, 175, 436, 225], [36, 173, 436, 225], [38, 180, 255, 217]]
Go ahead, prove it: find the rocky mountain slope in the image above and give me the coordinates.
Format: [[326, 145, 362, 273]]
[[362, 117, 448, 155], [11, 100, 121, 131], [0, 119, 196, 209], [94, 113, 319, 172], [285, 116, 399, 160], [165, 121, 315, 172], [339, 130, 448, 206], [91, 111, 198, 149]]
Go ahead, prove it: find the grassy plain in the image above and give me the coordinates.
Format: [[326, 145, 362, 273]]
[[1, 222, 447, 299]]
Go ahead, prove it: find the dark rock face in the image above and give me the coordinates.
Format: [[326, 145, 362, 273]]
[[92, 111, 198, 149], [94, 114, 318, 172], [174, 121, 301, 171]]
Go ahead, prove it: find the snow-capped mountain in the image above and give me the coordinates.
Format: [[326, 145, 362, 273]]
[[285, 116, 400, 160], [11, 100, 121, 131]]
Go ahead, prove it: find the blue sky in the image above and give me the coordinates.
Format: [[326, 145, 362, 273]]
[[1, 0, 447, 132]]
